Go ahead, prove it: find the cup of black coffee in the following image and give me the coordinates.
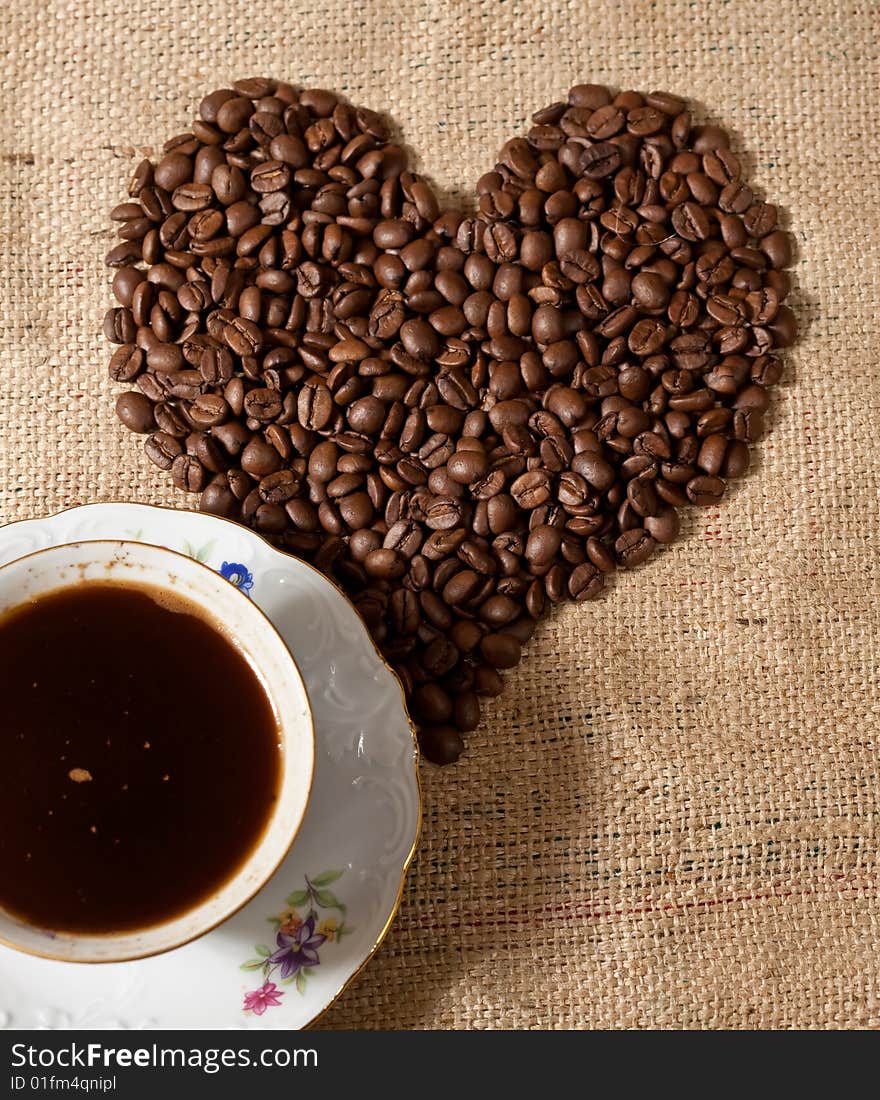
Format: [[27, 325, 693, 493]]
[[0, 540, 314, 962]]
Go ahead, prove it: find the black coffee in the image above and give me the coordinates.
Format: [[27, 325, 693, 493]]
[[0, 582, 281, 934]]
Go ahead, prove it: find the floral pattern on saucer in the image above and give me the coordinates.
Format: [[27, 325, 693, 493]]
[[219, 561, 254, 595], [241, 871, 351, 1011]]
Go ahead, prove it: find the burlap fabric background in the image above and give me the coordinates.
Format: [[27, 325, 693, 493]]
[[1, 0, 878, 1030]]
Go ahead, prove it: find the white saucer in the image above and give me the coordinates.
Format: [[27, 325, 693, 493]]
[[0, 503, 420, 1029]]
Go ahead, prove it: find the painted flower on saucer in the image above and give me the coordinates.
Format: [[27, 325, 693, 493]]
[[219, 561, 254, 595], [242, 983, 285, 1016], [241, 871, 351, 1011]]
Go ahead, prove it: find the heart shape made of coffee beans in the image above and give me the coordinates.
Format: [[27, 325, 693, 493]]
[[104, 77, 796, 764]]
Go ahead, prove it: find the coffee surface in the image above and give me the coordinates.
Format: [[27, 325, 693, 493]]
[[0, 582, 281, 934]]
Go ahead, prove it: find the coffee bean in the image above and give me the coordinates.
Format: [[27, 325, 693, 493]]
[[447, 449, 488, 485], [170, 183, 213, 213], [511, 470, 552, 509], [423, 637, 460, 677], [722, 440, 750, 479], [419, 725, 464, 765], [189, 393, 228, 428], [365, 547, 406, 579], [250, 160, 292, 194], [413, 682, 454, 723], [580, 141, 622, 178], [154, 153, 192, 192], [478, 594, 519, 626], [686, 475, 726, 505], [631, 271, 670, 310], [107, 80, 793, 763], [171, 453, 208, 493], [144, 431, 183, 469], [452, 692, 481, 732], [442, 569, 481, 605], [480, 632, 521, 669], [557, 470, 590, 510], [671, 201, 711, 241], [627, 477, 659, 517], [643, 505, 680, 543], [379, 520, 417, 557], [216, 96, 254, 133], [586, 537, 616, 573], [225, 316, 263, 357], [524, 524, 561, 570], [115, 391, 155, 433], [628, 318, 667, 356], [108, 344, 144, 383], [199, 480, 238, 518], [615, 528, 656, 567], [697, 434, 728, 476], [389, 588, 420, 635], [298, 380, 333, 430], [425, 497, 463, 530], [241, 438, 282, 478], [568, 563, 603, 601], [570, 451, 615, 491]]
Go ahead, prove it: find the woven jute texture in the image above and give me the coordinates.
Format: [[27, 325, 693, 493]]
[[2, 0, 878, 1030]]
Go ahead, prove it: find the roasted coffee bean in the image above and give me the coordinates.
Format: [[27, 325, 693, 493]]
[[472, 664, 504, 697], [631, 271, 670, 310], [697, 434, 728, 476], [107, 80, 793, 764], [144, 431, 183, 469], [615, 527, 656, 567], [458, 539, 496, 575], [115, 391, 155, 433], [298, 380, 333, 430], [580, 141, 622, 178], [686, 475, 726, 505], [382, 519, 421, 557], [413, 683, 454, 723], [568, 563, 603, 601], [425, 497, 463, 530], [586, 537, 616, 573], [152, 403, 189, 442], [627, 477, 659, 517], [447, 449, 488, 485], [722, 440, 750, 479], [557, 470, 590, 509], [241, 438, 282, 477], [250, 160, 292, 194], [365, 547, 406, 579], [525, 524, 562, 571], [511, 470, 552, 509], [671, 201, 711, 241], [419, 725, 464, 765], [479, 595, 520, 626], [423, 637, 460, 677], [189, 432, 225, 474], [571, 451, 616, 491], [189, 393, 228, 428], [643, 505, 680, 543], [108, 344, 144, 383], [171, 453, 208, 493], [389, 588, 420, 634], [442, 569, 481, 605], [452, 692, 481, 733], [199, 480, 239, 518], [480, 632, 521, 669]]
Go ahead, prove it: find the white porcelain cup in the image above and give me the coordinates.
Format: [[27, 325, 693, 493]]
[[0, 540, 314, 963]]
